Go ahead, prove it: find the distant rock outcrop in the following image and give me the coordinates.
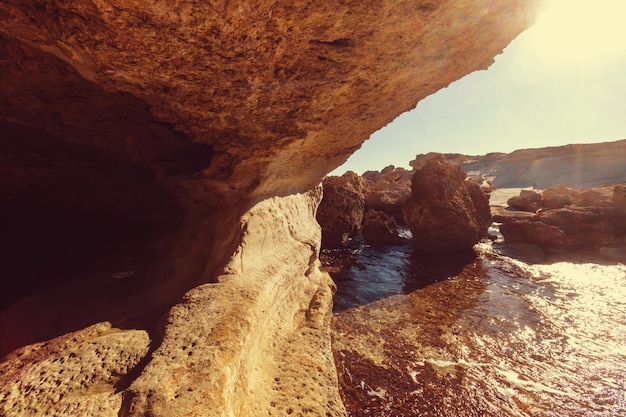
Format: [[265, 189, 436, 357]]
[[403, 154, 491, 254], [362, 166, 413, 222], [317, 172, 367, 248], [507, 189, 542, 212], [362, 209, 405, 245], [412, 139, 626, 189], [499, 184, 626, 258]]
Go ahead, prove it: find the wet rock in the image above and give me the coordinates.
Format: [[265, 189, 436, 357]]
[[403, 154, 491, 254], [317, 172, 367, 248], [362, 209, 405, 245]]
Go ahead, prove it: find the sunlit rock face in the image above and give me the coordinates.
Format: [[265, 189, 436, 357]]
[[415, 139, 626, 189], [317, 172, 367, 247], [499, 184, 626, 257], [403, 154, 492, 254], [0, 1, 535, 415]]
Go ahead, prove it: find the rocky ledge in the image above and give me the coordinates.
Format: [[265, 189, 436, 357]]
[[0, 1, 535, 416], [497, 185, 626, 261]]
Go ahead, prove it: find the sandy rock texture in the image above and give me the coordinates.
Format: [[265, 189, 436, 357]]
[[403, 155, 492, 254], [0, 1, 536, 415], [123, 188, 344, 417]]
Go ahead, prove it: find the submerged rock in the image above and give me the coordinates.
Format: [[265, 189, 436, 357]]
[[403, 154, 491, 254]]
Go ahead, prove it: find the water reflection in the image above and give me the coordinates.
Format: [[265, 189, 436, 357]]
[[330, 237, 626, 416], [323, 234, 477, 312]]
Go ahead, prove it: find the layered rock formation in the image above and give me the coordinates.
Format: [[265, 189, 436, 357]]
[[403, 155, 492, 254], [412, 139, 626, 189], [0, 1, 535, 415]]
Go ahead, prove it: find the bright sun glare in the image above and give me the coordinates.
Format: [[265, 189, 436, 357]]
[[526, 0, 626, 68]]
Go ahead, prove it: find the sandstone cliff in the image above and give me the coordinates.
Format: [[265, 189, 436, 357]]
[[411, 139, 626, 189], [0, 1, 536, 415]]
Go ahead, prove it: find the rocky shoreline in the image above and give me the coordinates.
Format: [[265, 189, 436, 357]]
[[495, 184, 626, 263], [2, 1, 624, 416]]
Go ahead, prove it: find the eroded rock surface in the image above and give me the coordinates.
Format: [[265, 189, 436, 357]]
[[317, 172, 367, 248], [0, 322, 150, 417], [0, 1, 536, 415], [363, 166, 413, 222], [403, 155, 492, 254]]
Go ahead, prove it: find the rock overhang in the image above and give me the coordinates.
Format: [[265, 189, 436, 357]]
[[0, 1, 540, 414], [1, 0, 537, 203]]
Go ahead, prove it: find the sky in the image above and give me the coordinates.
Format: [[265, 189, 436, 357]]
[[332, 0, 626, 175]]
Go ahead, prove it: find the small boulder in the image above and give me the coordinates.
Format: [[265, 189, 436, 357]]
[[507, 189, 542, 212], [540, 185, 573, 209], [613, 184, 626, 219]]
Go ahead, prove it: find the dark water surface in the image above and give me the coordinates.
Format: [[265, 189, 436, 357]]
[[328, 231, 626, 416]]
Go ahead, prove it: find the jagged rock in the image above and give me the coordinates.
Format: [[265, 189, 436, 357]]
[[500, 184, 626, 254], [362, 166, 413, 222], [362, 209, 405, 245], [317, 172, 367, 247], [0, 1, 536, 415], [403, 154, 491, 254]]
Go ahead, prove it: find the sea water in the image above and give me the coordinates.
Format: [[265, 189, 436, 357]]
[[329, 229, 626, 416]]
